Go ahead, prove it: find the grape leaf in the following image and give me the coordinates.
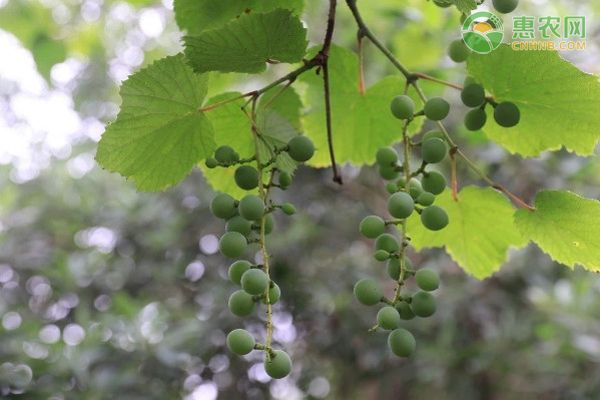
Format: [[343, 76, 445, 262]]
[[184, 9, 307, 74], [450, 0, 477, 14], [515, 191, 600, 271], [96, 54, 215, 191], [407, 186, 526, 279], [174, 0, 304, 35], [301, 45, 423, 167], [468, 45, 600, 156]]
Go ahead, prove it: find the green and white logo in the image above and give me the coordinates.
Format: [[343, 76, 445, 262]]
[[461, 11, 504, 54]]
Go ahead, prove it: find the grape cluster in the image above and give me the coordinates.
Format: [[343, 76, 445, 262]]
[[207, 135, 315, 379], [461, 77, 521, 130]]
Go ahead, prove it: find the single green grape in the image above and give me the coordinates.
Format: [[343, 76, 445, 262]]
[[287, 136, 315, 162], [353, 278, 383, 306], [241, 269, 269, 295], [228, 290, 256, 316], [492, 0, 518, 14], [263, 214, 274, 235], [379, 165, 400, 181], [386, 182, 399, 194], [279, 172, 292, 189], [387, 192, 415, 219], [375, 233, 400, 253], [395, 301, 416, 320], [420, 205, 449, 231], [421, 171, 446, 195], [448, 39, 471, 63], [396, 177, 407, 189], [238, 195, 264, 221], [210, 193, 238, 219], [411, 291, 437, 317], [264, 350, 292, 379], [205, 158, 218, 169], [234, 166, 259, 191], [226, 216, 252, 236], [262, 283, 281, 304], [388, 328, 416, 357], [421, 138, 447, 164], [377, 306, 401, 330], [461, 84, 486, 107], [376, 147, 399, 167], [359, 215, 386, 239], [219, 232, 248, 258], [433, 0, 452, 7], [407, 178, 424, 199], [464, 108, 488, 131], [424, 97, 450, 121], [387, 257, 413, 280], [390, 95, 415, 120], [214, 145, 239, 164], [415, 269, 440, 291], [226, 329, 255, 355], [374, 249, 390, 262], [281, 203, 296, 215], [494, 101, 520, 127], [228, 260, 252, 285], [417, 192, 435, 206]]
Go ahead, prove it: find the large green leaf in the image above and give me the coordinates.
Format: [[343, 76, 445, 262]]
[[184, 9, 307, 74], [468, 45, 600, 156], [174, 0, 303, 35], [301, 45, 423, 167], [515, 191, 600, 271], [407, 186, 526, 279], [96, 55, 215, 191]]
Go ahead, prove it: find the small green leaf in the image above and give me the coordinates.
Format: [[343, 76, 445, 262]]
[[96, 54, 215, 191], [407, 186, 526, 279], [301, 45, 423, 167], [184, 9, 307, 74], [468, 45, 600, 156], [174, 0, 304, 35], [515, 191, 600, 271]]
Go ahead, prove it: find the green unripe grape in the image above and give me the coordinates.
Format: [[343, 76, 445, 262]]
[[263, 214, 274, 234], [417, 191, 435, 206], [492, 0, 518, 14], [264, 350, 292, 379], [377, 306, 401, 330], [241, 268, 269, 295], [205, 158, 218, 169], [448, 39, 471, 63], [353, 278, 383, 306], [388, 328, 416, 357], [379, 165, 400, 181], [210, 193, 238, 219], [396, 177, 407, 189], [424, 97, 450, 121], [387, 192, 415, 219], [421, 138, 447, 164], [219, 232, 247, 258], [228, 290, 256, 316], [415, 269, 440, 291], [423, 130, 447, 143], [226, 216, 252, 236], [262, 283, 281, 304], [281, 203, 296, 215], [287, 136, 315, 162], [465, 108, 488, 131], [420, 205, 449, 231], [214, 145, 239, 163], [234, 166, 259, 190], [461, 83, 486, 107], [421, 171, 446, 195], [386, 182, 399, 194], [239, 195, 264, 221], [411, 291, 436, 317], [387, 257, 413, 280], [407, 178, 424, 199], [395, 301, 416, 320], [226, 329, 255, 355], [376, 147, 399, 167], [433, 0, 452, 8], [279, 172, 292, 189], [375, 233, 400, 253], [359, 215, 386, 239], [228, 260, 252, 284], [374, 249, 390, 262], [494, 101, 520, 127], [390, 95, 415, 120]]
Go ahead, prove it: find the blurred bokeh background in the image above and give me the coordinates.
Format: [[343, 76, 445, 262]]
[[1, 0, 600, 399]]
